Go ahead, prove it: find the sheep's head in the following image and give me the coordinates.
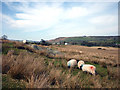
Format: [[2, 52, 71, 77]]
[[78, 60, 85, 68]]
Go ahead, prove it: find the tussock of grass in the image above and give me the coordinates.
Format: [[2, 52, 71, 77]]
[[2, 50, 47, 80], [2, 74, 26, 88], [27, 73, 49, 88]]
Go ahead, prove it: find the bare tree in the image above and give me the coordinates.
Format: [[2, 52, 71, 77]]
[[2, 35, 8, 40]]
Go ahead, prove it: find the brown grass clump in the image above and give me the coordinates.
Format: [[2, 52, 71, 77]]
[[2, 50, 47, 81], [61, 59, 67, 69], [2, 50, 15, 74], [107, 66, 119, 80], [62, 74, 82, 88], [27, 74, 49, 88], [48, 69, 63, 88]]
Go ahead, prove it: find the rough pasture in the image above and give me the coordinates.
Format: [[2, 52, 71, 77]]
[[2, 40, 120, 88]]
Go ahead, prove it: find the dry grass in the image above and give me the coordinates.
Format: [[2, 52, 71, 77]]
[[27, 74, 49, 88], [2, 40, 120, 88], [2, 50, 47, 80], [49, 45, 119, 67]]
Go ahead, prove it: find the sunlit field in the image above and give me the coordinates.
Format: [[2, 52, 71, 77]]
[[1, 40, 120, 88]]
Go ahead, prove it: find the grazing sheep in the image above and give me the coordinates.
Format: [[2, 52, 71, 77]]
[[67, 59, 77, 68], [23, 40, 27, 44], [78, 60, 96, 75], [78, 60, 85, 68], [79, 51, 83, 54]]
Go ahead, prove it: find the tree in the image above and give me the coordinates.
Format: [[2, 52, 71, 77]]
[[40, 39, 51, 46], [2, 35, 8, 40]]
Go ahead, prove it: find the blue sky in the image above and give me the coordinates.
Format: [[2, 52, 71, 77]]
[[1, 1, 118, 41]]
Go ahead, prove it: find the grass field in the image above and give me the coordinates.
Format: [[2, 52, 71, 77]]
[[1, 40, 120, 88], [49, 36, 120, 47]]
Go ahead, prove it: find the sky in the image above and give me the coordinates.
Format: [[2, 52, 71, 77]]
[[0, 0, 118, 41]]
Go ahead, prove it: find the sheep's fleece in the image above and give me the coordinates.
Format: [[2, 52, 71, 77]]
[[78, 60, 96, 75], [67, 59, 77, 67]]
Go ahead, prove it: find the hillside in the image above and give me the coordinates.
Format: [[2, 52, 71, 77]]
[[1, 40, 120, 88], [48, 36, 120, 47], [48, 37, 68, 43]]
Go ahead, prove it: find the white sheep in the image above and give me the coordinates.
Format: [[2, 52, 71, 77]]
[[23, 40, 27, 44], [79, 51, 83, 54], [67, 59, 77, 68], [78, 60, 96, 75]]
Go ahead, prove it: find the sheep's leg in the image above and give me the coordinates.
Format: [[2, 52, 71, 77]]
[[95, 70, 98, 75], [92, 72, 96, 76]]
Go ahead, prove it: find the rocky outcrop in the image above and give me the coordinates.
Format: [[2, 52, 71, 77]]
[[28, 44, 63, 56]]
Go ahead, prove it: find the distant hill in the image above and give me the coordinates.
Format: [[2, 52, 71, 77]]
[[48, 37, 68, 43], [48, 36, 120, 47]]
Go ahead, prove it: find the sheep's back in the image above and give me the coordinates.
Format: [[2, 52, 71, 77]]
[[67, 59, 77, 67], [82, 64, 96, 72]]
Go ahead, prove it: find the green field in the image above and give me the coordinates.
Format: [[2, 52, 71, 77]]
[[52, 36, 120, 47]]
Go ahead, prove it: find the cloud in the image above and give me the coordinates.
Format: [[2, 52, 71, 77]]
[[64, 7, 88, 19], [2, 3, 64, 31], [15, 6, 63, 29], [2, 14, 16, 27], [2, 2, 91, 32], [1, 0, 119, 2], [2, 2, 118, 40], [89, 15, 117, 25]]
